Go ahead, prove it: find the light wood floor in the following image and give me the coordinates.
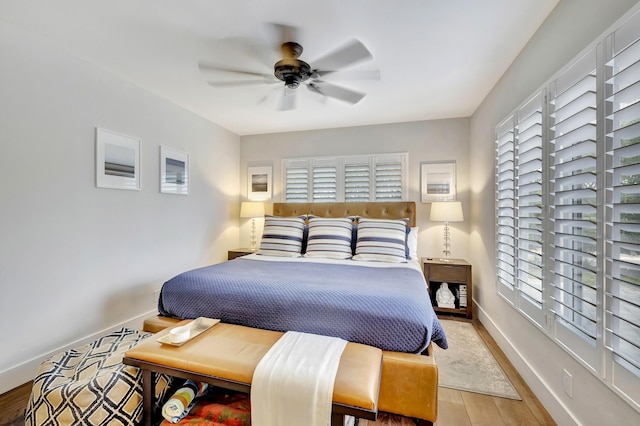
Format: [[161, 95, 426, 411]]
[[0, 381, 31, 426], [433, 319, 555, 426], [0, 320, 555, 426]]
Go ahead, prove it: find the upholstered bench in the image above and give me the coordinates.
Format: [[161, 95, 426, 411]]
[[24, 328, 175, 426], [126, 319, 382, 426], [143, 315, 439, 424]]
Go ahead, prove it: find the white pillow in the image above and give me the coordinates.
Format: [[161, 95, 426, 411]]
[[352, 218, 409, 263], [304, 217, 353, 260], [257, 216, 305, 257], [407, 226, 419, 260]]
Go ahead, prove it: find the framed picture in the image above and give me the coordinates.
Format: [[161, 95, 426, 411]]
[[421, 161, 456, 203], [95, 128, 140, 190], [160, 146, 189, 195], [248, 166, 272, 200]]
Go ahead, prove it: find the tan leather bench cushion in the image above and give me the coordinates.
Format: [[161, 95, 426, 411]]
[[143, 315, 180, 333], [379, 349, 438, 420], [130, 321, 381, 411], [142, 315, 438, 422]]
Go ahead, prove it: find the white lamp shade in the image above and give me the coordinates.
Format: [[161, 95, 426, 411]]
[[430, 201, 463, 222], [240, 201, 265, 218]]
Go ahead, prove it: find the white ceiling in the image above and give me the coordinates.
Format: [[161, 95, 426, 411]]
[[0, 0, 559, 135]]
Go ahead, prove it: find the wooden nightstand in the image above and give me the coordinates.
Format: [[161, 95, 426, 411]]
[[423, 258, 472, 319], [227, 249, 255, 260]]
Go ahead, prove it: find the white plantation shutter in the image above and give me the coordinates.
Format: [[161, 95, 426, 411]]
[[282, 153, 407, 202], [312, 161, 338, 202], [495, 94, 545, 324], [494, 4, 640, 407], [516, 93, 545, 325], [284, 161, 309, 203], [345, 162, 370, 201], [496, 116, 517, 301], [374, 157, 404, 201], [549, 47, 599, 366], [604, 11, 640, 404]]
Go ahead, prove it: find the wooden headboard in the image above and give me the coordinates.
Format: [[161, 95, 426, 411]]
[[272, 201, 417, 227]]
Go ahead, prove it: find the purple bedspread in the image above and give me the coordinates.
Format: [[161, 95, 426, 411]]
[[159, 258, 447, 353]]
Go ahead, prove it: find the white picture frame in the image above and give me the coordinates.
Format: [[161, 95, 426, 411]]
[[248, 166, 272, 200], [160, 146, 189, 195], [421, 161, 456, 203], [95, 128, 141, 191]]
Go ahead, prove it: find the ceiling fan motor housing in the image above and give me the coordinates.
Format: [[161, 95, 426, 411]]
[[274, 42, 311, 88]]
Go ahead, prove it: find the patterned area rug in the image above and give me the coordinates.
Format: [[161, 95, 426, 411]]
[[433, 320, 521, 400], [357, 412, 417, 425]]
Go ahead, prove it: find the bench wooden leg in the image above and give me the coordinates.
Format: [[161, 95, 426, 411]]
[[331, 412, 343, 426], [332, 414, 363, 426], [141, 369, 153, 426], [331, 412, 344, 426]]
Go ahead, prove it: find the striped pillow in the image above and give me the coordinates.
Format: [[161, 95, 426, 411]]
[[304, 217, 353, 260], [257, 216, 305, 257], [353, 218, 409, 263]]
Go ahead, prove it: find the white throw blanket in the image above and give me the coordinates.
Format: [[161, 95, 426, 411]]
[[251, 331, 348, 426]]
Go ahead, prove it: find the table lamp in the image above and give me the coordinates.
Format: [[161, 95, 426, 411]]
[[430, 201, 463, 261], [240, 201, 265, 251]]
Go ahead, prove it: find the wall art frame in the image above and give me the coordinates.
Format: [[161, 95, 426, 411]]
[[248, 166, 272, 200], [420, 161, 457, 203], [95, 127, 141, 191], [160, 146, 189, 195]]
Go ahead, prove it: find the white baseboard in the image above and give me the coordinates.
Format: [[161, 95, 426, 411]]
[[475, 304, 581, 426], [0, 309, 157, 395]]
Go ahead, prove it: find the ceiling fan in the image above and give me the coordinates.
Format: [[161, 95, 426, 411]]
[[198, 24, 379, 110]]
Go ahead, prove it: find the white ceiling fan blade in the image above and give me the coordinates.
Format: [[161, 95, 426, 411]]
[[257, 86, 282, 105], [313, 69, 380, 81], [198, 62, 272, 78], [308, 82, 366, 105], [207, 78, 279, 88], [311, 39, 373, 74], [207, 36, 277, 70]]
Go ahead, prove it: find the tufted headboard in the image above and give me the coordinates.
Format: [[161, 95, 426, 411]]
[[272, 201, 416, 227]]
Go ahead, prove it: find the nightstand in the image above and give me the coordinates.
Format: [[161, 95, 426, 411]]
[[227, 249, 255, 260], [423, 258, 472, 319]]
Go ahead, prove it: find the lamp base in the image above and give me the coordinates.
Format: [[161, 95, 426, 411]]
[[249, 218, 258, 252]]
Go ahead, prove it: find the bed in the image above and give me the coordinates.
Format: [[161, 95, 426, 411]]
[[154, 201, 444, 423]]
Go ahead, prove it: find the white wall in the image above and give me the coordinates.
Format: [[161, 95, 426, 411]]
[[469, 0, 640, 425], [240, 119, 471, 261], [0, 21, 240, 393]]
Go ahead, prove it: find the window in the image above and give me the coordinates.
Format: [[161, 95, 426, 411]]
[[375, 159, 404, 201], [496, 116, 517, 299], [549, 47, 599, 367], [284, 161, 310, 203], [516, 93, 545, 326], [344, 162, 370, 201], [604, 12, 640, 405], [282, 153, 407, 203], [495, 6, 640, 409], [312, 160, 337, 202]]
